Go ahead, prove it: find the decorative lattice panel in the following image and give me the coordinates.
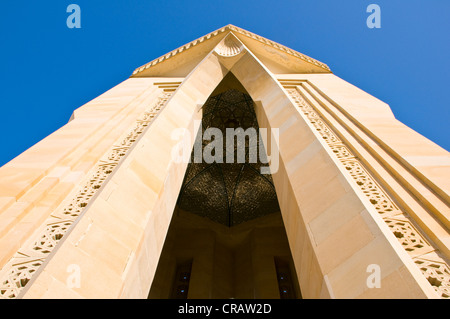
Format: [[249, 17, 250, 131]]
[[415, 257, 450, 298], [0, 90, 174, 299], [177, 89, 280, 227], [340, 159, 401, 218], [286, 86, 450, 299]]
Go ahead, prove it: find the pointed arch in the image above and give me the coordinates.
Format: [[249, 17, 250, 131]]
[[20, 29, 438, 299]]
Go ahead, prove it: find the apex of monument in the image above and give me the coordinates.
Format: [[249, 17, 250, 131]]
[[131, 24, 331, 77], [223, 23, 238, 29]]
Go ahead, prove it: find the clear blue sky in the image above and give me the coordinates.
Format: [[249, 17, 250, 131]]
[[0, 1, 449, 166]]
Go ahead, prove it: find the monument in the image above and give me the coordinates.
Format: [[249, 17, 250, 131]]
[[0, 25, 448, 299]]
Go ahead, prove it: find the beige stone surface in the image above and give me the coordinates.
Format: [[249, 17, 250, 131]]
[[0, 77, 174, 272], [278, 76, 450, 266], [229, 47, 440, 298], [132, 25, 330, 78], [0, 26, 447, 299], [279, 73, 450, 202]]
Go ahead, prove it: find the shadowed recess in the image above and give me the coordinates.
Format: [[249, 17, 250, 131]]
[[177, 86, 280, 227]]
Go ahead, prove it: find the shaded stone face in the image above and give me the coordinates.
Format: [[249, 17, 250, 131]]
[[177, 88, 280, 227]]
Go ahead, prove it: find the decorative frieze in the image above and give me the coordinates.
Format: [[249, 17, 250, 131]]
[[340, 159, 402, 218], [415, 256, 450, 298], [0, 90, 174, 299], [285, 86, 450, 298], [384, 217, 431, 257]]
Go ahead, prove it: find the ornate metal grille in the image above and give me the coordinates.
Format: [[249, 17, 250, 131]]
[[177, 89, 280, 227]]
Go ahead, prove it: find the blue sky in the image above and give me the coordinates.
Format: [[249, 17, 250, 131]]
[[0, 1, 449, 166]]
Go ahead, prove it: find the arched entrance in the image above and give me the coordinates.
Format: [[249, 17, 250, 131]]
[[148, 75, 301, 299]]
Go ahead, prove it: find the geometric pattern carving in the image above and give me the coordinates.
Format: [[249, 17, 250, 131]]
[[57, 163, 118, 220], [0, 256, 44, 299], [329, 143, 354, 160], [32, 221, 74, 254], [384, 217, 431, 257], [0, 90, 174, 299], [415, 257, 450, 298], [340, 159, 402, 218], [286, 86, 450, 298]]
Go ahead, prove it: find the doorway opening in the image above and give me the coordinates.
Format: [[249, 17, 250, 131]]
[[148, 73, 301, 299]]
